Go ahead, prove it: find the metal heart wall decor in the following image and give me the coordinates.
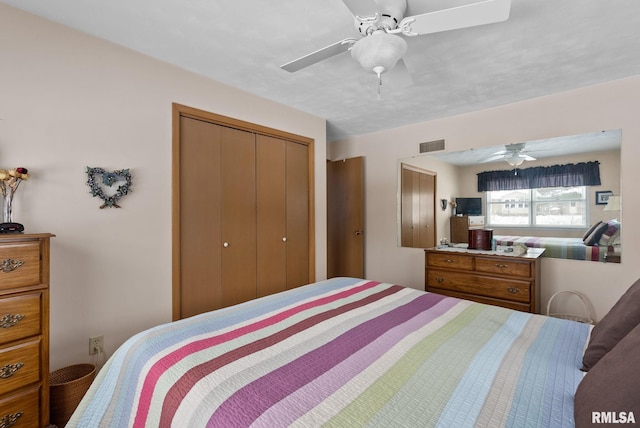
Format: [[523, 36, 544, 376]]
[[86, 167, 132, 209]]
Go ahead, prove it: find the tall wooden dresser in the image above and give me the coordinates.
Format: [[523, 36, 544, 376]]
[[0, 233, 53, 428]]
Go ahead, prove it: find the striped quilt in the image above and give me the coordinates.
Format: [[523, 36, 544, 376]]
[[68, 278, 590, 427]]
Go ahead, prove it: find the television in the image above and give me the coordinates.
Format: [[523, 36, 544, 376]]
[[455, 197, 482, 216]]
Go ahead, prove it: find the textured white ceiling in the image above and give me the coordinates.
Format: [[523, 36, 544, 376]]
[[3, 0, 640, 143]]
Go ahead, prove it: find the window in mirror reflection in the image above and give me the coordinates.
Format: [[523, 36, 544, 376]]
[[487, 186, 587, 227]]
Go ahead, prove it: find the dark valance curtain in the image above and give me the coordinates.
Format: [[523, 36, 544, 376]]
[[477, 161, 601, 192]]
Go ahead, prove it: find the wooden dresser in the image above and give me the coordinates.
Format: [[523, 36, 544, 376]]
[[425, 247, 544, 313], [0, 233, 54, 428]]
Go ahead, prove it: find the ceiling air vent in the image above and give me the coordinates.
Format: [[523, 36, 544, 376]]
[[419, 139, 445, 153]]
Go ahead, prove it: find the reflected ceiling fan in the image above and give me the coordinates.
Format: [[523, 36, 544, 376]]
[[281, 0, 512, 92], [483, 143, 537, 167]]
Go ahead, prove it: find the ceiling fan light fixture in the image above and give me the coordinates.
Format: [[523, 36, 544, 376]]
[[350, 30, 407, 75], [505, 153, 525, 167]]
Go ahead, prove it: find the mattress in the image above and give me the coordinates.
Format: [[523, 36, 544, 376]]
[[67, 277, 591, 427]]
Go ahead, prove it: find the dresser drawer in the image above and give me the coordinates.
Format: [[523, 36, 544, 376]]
[[0, 242, 41, 291], [474, 257, 532, 278], [0, 339, 40, 396], [0, 294, 42, 346], [427, 270, 531, 303], [0, 385, 40, 428], [426, 253, 473, 270], [428, 288, 531, 312]]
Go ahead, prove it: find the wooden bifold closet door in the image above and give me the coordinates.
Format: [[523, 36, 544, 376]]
[[400, 164, 436, 249], [174, 106, 313, 320], [256, 135, 310, 297]]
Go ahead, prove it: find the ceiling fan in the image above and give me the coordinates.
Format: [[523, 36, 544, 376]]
[[281, 0, 512, 89], [483, 142, 537, 167]]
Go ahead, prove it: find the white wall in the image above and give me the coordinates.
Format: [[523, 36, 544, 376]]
[[330, 75, 640, 322], [0, 5, 327, 370]]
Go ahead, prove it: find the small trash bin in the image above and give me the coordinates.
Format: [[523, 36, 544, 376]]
[[546, 290, 594, 324], [50, 363, 96, 427]]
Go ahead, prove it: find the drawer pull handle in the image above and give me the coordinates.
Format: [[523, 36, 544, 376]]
[[0, 314, 25, 329], [0, 363, 24, 379], [495, 263, 508, 268], [0, 412, 23, 428], [0, 259, 24, 273], [435, 277, 445, 283], [444, 259, 455, 263], [507, 287, 520, 294]]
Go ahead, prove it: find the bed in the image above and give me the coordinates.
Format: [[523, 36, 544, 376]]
[[68, 277, 593, 428], [493, 219, 621, 263], [493, 235, 618, 262]]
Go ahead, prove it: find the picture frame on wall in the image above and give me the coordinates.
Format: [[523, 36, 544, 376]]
[[595, 190, 613, 205]]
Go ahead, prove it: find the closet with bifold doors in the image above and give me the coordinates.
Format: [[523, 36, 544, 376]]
[[173, 104, 314, 320]]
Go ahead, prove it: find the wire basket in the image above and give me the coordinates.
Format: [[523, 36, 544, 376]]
[[50, 363, 96, 427], [546, 290, 594, 324]]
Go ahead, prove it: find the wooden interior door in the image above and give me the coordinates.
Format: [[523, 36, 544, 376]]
[[400, 164, 436, 248], [285, 141, 310, 289], [179, 118, 257, 314], [220, 127, 257, 307], [418, 172, 436, 248], [173, 103, 316, 320], [401, 167, 413, 247], [178, 117, 223, 317], [327, 157, 364, 278], [256, 135, 287, 297]]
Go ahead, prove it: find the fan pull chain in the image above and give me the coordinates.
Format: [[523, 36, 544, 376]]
[[373, 66, 385, 101]]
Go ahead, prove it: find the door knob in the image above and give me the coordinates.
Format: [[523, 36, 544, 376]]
[[282, 237, 287, 242], [354, 230, 363, 236], [223, 242, 229, 248]]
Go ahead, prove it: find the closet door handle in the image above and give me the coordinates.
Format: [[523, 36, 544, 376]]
[[354, 230, 363, 236], [223, 242, 229, 248], [282, 237, 287, 242]]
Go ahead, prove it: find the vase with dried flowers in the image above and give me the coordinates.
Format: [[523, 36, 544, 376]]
[[0, 167, 30, 230]]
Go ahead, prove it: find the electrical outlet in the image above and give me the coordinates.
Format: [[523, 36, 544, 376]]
[[89, 336, 103, 355]]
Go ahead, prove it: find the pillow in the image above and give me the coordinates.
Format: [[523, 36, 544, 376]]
[[574, 323, 640, 427], [582, 221, 602, 241], [583, 221, 608, 246], [598, 219, 621, 247], [581, 278, 640, 371]]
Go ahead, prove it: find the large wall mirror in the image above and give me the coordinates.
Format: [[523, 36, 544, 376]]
[[398, 129, 622, 263]]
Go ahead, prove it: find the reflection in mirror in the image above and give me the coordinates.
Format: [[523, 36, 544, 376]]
[[398, 130, 622, 263]]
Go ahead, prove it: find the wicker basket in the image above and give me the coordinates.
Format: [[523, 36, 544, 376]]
[[546, 290, 594, 324], [50, 363, 96, 427]]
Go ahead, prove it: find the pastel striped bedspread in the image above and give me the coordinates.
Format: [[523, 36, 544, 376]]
[[494, 235, 617, 262], [68, 277, 590, 427]]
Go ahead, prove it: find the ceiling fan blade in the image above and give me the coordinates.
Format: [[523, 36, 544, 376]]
[[341, 0, 377, 17], [281, 38, 358, 72], [522, 155, 537, 161], [400, 0, 511, 36], [482, 154, 507, 163]]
